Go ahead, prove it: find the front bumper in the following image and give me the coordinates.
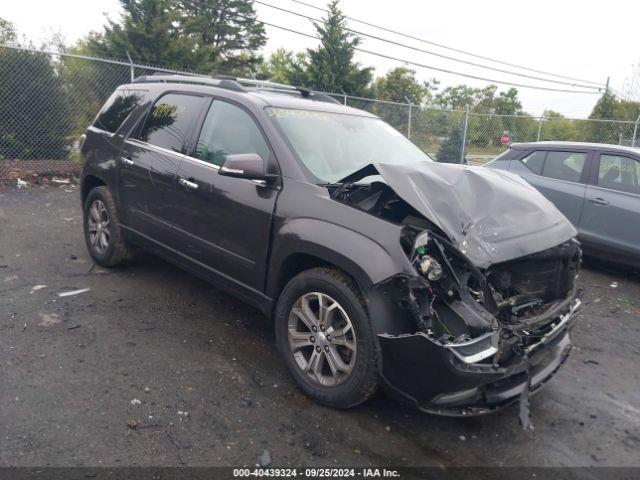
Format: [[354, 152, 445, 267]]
[[378, 299, 580, 416]]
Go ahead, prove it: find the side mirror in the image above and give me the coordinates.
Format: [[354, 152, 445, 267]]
[[219, 153, 266, 180]]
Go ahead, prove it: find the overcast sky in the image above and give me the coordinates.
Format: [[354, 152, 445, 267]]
[[3, 0, 638, 118]]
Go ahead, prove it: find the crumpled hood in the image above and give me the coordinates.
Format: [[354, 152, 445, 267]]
[[372, 162, 578, 268]]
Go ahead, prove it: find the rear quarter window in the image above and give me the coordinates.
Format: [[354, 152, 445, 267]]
[[520, 150, 546, 174], [94, 88, 146, 133]]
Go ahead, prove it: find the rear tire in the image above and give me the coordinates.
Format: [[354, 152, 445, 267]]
[[83, 186, 133, 267], [275, 267, 380, 408]]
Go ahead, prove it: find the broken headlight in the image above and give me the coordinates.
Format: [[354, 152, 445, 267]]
[[417, 255, 444, 281], [411, 231, 448, 284]]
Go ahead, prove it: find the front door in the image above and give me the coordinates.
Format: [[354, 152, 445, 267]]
[[172, 98, 279, 294], [118, 92, 206, 241], [580, 152, 640, 259]]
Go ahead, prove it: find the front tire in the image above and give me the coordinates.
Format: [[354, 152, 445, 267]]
[[83, 186, 133, 267], [275, 268, 380, 408]]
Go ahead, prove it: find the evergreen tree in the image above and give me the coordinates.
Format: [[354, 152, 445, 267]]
[[257, 48, 309, 85], [177, 0, 266, 74], [85, 0, 266, 74], [436, 127, 466, 164], [305, 0, 372, 96], [0, 36, 73, 159], [87, 0, 185, 67], [587, 92, 619, 143]]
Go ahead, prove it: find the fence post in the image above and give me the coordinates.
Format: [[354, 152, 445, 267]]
[[632, 113, 640, 148], [341, 90, 347, 106], [126, 51, 135, 82], [460, 105, 469, 164], [537, 115, 545, 142], [404, 96, 412, 139]]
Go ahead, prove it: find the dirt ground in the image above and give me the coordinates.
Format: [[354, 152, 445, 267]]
[[1, 185, 639, 467]]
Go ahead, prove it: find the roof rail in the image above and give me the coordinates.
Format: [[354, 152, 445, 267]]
[[132, 74, 341, 104], [132, 74, 245, 92]]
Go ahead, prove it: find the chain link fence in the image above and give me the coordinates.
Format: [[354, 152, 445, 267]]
[[2, 44, 639, 183]]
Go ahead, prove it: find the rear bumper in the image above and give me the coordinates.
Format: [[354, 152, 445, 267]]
[[378, 300, 578, 416]]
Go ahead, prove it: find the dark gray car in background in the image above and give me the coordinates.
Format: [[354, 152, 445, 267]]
[[486, 141, 640, 268]]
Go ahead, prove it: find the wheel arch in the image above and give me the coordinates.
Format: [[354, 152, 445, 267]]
[[267, 219, 406, 306], [81, 174, 107, 205]]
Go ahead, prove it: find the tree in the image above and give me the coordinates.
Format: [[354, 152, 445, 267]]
[[587, 92, 619, 143], [177, 0, 266, 74], [87, 0, 185, 67], [0, 20, 73, 160], [0, 17, 18, 45], [436, 127, 466, 164], [539, 110, 582, 142], [85, 0, 266, 74], [374, 67, 436, 105], [257, 48, 309, 85], [371, 67, 436, 134], [305, 0, 373, 96], [435, 84, 523, 115]]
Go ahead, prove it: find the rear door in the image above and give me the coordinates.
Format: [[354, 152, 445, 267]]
[[579, 152, 640, 260], [118, 92, 206, 241], [171, 98, 279, 294], [509, 148, 591, 225]]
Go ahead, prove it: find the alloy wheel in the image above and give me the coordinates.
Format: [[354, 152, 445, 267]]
[[287, 292, 357, 387], [87, 199, 110, 255]]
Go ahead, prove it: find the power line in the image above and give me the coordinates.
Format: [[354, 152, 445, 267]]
[[284, 0, 606, 88], [206, 6, 600, 94], [255, 0, 602, 91]]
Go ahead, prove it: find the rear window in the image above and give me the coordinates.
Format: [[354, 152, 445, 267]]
[[135, 93, 204, 153], [542, 151, 587, 182], [521, 151, 546, 174], [94, 88, 145, 133], [520, 150, 587, 183]]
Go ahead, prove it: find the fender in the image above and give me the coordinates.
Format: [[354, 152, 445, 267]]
[[266, 217, 414, 311]]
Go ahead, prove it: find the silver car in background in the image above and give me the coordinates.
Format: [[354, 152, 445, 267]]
[[486, 141, 640, 268]]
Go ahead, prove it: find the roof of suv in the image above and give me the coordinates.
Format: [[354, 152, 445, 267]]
[[247, 90, 376, 116], [511, 141, 640, 155], [132, 74, 377, 117]]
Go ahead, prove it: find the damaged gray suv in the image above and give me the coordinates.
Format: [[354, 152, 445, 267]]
[[80, 75, 582, 416]]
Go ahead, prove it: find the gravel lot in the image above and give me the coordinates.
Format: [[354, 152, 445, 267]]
[[1, 185, 639, 467]]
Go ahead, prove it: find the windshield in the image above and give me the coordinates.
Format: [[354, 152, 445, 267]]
[[267, 108, 433, 183]]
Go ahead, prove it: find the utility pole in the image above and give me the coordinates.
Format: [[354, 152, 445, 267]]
[[605, 76, 610, 94]]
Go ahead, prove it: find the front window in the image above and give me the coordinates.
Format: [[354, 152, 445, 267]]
[[267, 108, 432, 183], [196, 100, 271, 167]]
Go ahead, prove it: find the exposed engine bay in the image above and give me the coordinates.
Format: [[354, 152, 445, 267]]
[[329, 163, 582, 415]]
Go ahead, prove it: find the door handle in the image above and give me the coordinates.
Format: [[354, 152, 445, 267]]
[[588, 197, 609, 206], [178, 177, 199, 190], [121, 157, 134, 167]]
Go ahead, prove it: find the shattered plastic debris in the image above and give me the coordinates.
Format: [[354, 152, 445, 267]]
[[30, 285, 47, 294], [38, 313, 61, 327], [610, 282, 619, 288], [177, 411, 189, 417], [126, 419, 142, 429], [258, 449, 272, 467], [130, 398, 142, 405], [51, 178, 71, 185], [16, 178, 30, 189], [58, 288, 90, 297]]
